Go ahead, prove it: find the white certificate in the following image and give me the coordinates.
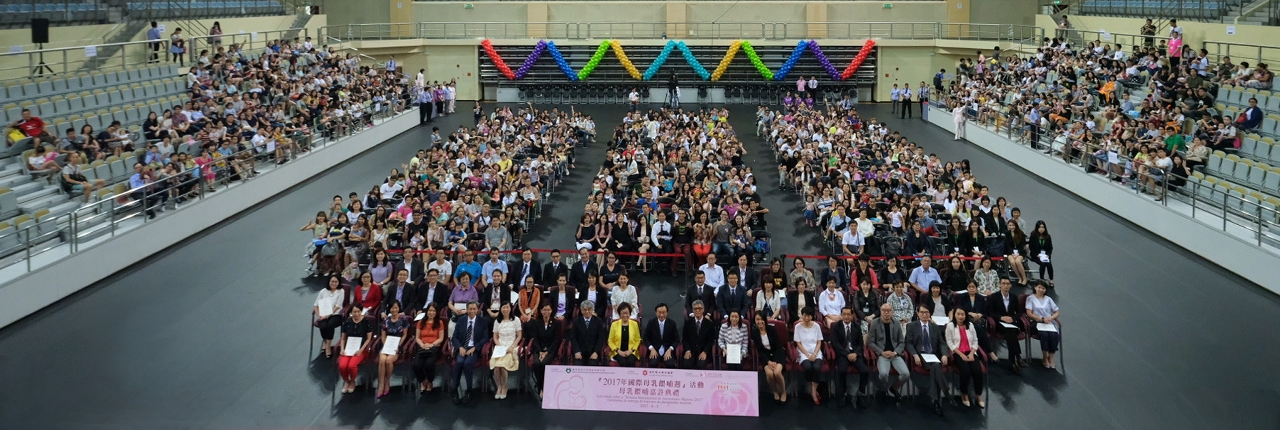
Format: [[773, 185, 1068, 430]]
[[343, 338, 363, 356], [931, 316, 950, 326], [1036, 322, 1058, 333], [381, 336, 401, 355], [414, 312, 426, 321], [999, 322, 1019, 329], [492, 344, 509, 358], [920, 353, 940, 364], [726, 344, 742, 364], [454, 303, 467, 312], [1039, 252, 1050, 263]]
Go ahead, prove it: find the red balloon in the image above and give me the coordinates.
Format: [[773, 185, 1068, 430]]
[[842, 39, 877, 81], [482, 39, 516, 80]]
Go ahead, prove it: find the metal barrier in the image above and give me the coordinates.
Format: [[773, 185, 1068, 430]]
[[1059, 29, 1170, 52], [933, 102, 1280, 251], [0, 95, 413, 277], [1073, 0, 1234, 21], [1203, 40, 1280, 69], [317, 21, 1043, 43], [0, 27, 307, 83]]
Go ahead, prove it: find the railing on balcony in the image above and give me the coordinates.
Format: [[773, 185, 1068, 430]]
[[317, 21, 1044, 43]]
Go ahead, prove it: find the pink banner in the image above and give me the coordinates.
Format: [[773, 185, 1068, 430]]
[[541, 365, 759, 417]]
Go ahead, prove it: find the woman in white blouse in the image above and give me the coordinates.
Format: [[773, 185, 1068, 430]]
[[1025, 282, 1061, 369], [818, 278, 846, 328], [793, 307, 825, 405], [609, 273, 639, 320], [312, 276, 346, 358], [755, 278, 783, 321]]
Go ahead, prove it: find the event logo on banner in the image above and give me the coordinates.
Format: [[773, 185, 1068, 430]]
[[541, 365, 758, 417]]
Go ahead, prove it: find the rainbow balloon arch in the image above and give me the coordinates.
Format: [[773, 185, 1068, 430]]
[[481, 39, 877, 82]]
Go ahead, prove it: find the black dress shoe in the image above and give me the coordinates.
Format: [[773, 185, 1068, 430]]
[[934, 400, 945, 416], [1011, 363, 1022, 375]]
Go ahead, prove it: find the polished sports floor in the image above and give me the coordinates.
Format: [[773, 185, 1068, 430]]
[[0, 102, 1275, 430]]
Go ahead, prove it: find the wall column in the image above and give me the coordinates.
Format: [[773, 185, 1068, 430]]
[[528, 3, 548, 38], [806, 2, 827, 39], [946, 0, 970, 39], [389, 0, 412, 38], [667, 2, 687, 39]]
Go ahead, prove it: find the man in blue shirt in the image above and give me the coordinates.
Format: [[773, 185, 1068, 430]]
[[454, 250, 483, 285], [908, 255, 942, 295], [417, 87, 432, 125], [147, 22, 162, 63], [481, 249, 509, 285], [128, 162, 167, 219], [1025, 105, 1042, 148]]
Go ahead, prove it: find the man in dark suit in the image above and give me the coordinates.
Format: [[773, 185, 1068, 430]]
[[399, 249, 427, 284], [681, 300, 717, 369], [868, 303, 908, 400], [831, 307, 871, 408], [988, 278, 1026, 373], [450, 302, 491, 404], [716, 272, 750, 318], [570, 300, 607, 366], [508, 248, 543, 288], [568, 248, 599, 290], [730, 254, 759, 291], [643, 303, 680, 368], [415, 268, 451, 312], [685, 272, 716, 317], [542, 249, 569, 287], [383, 269, 417, 314], [905, 305, 950, 415], [544, 273, 578, 320]]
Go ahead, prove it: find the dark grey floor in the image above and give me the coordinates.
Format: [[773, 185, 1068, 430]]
[[0, 102, 1275, 430]]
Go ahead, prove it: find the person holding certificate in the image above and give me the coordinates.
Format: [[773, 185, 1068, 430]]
[[607, 302, 641, 367], [1025, 282, 1061, 369], [412, 303, 446, 394], [489, 303, 521, 400], [717, 310, 748, 370], [338, 305, 375, 394], [313, 276, 346, 358], [945, 308, 984, 408], [376, 301, 411, 398]]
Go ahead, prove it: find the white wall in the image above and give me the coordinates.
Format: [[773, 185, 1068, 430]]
[[0, 112, 417, 329], [925, 106, 1280, 294]]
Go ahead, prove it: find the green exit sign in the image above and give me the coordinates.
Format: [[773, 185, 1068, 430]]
[[464, 3, 474, 8], [883, 3, 893, 8]]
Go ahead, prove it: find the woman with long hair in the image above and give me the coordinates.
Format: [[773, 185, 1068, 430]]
[[1028, 220, 1054, 286], [946, 307, 985, 408], [489, 303, 522, 399], [412, 302, 446, 393], [752, 312, 788, 403]]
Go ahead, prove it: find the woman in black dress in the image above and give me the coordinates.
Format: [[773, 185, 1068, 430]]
[[752, 312, 788, 404], [529, 303, 561, 398]]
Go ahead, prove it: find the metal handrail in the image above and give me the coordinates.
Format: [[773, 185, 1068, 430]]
[[933, 102, 1280, 251], [1202, 40, 1280, 70], [1072, 0, 1233, 22], [0, 27, 308, 83], [0, 99, 412, 279], [316, 21, 1044, 42]]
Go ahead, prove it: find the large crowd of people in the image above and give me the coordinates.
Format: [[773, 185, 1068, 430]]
[[306, 92, 1063, 418], [7, 30, 411, 217], [941, 23, 1272, 202]]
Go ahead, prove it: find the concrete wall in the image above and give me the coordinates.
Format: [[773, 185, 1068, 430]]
[[413, 2, 527, 24], [0, 111, 418, 330], [347, 40, 480, 101], [328, 0, 390, 30], [924, 105, 1280, 295], [826, 1, 947, 24], [970, 0, 1036, 26]]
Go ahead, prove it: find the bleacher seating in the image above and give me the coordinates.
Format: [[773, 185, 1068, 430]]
[[124, 0, 287, 20], [1077, 0, 1237, 19], [0, 1, 109, 28]]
